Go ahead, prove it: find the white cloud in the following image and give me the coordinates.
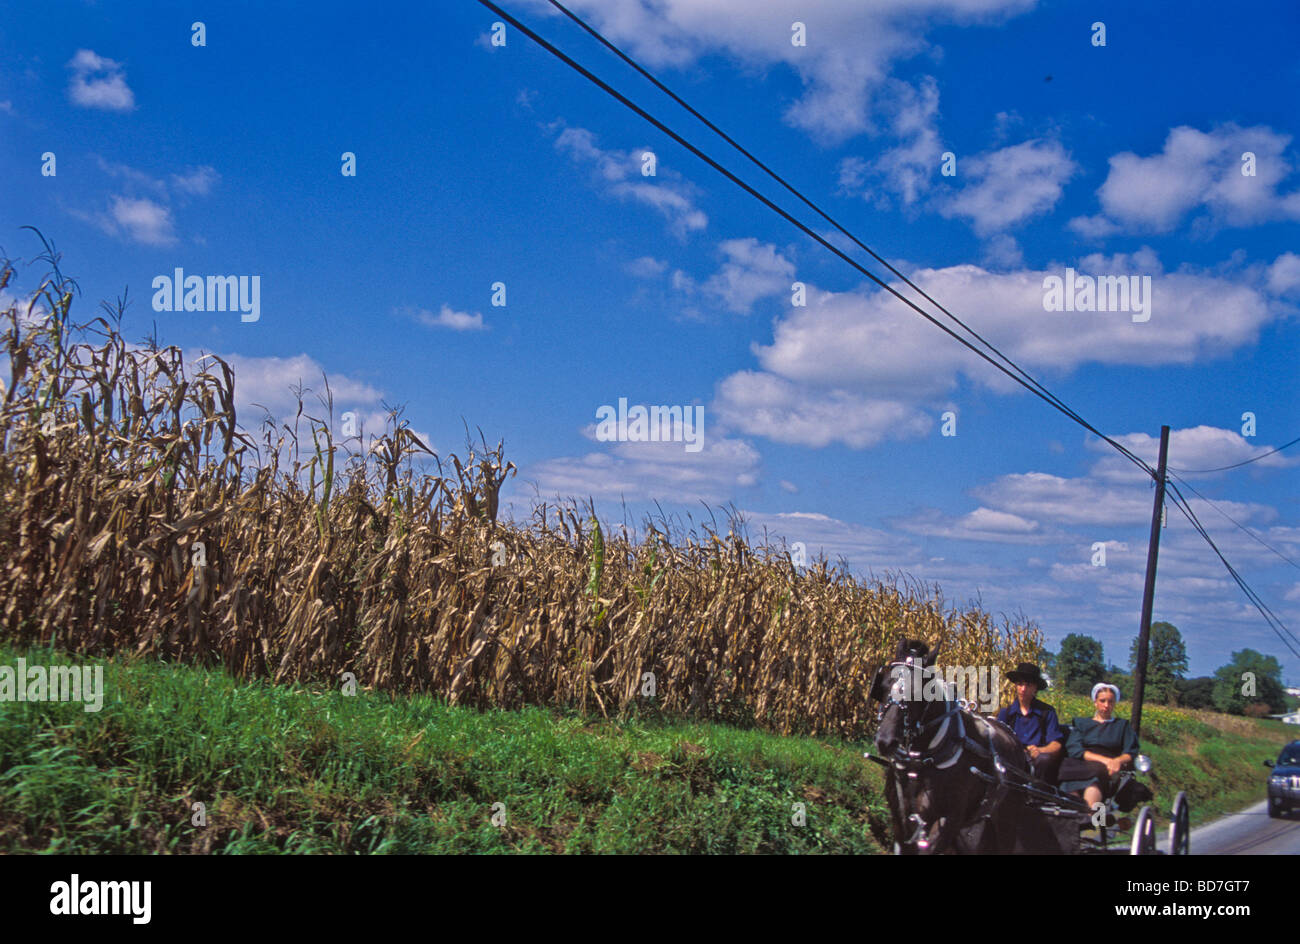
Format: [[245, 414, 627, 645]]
[[699, 238, 796, 314], [894, 506, 1053, 544], [97, 196, 176, 246], [733, 507, 1018, 599], [213, 352, 384, 417], [690, 248, 1279, 450], [735, 509, 921, 571], [1086, 425, 1300, 483], [95, 157, 220, 200], [981, 233, 1024, 268], [170, 166, 221, 196], [1266, 252, 1300, 297], [554, 126, 707, 237], [968, 465, 1284, 559], [840, 76, 944, 205], [667, 240, 801, 318], [971, 472, 1152, 526], [201, 350, 433, 454], [1156, 505, 1298, 576], [77, 158, 219, 245], [838, 157, 870, 192], [1066, 213, 1118, 241], [66, 49, 135, 111], [767, 253, 1270, 385], [713, 370, 933, 449], [94, 157, 166, 196], [413, 304, 486, 332], [1070, 124, 1300, 237], [626, 255, 668, 278], [719, 281, 965, 400], [938, 138, 1077, 234], [528, 435, 761, 503], [521, 0, 1035, 146]]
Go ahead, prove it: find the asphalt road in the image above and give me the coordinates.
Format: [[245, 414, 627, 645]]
[[1156, 800, 1300, 855]]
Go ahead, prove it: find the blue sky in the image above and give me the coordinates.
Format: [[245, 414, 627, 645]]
[[3, 0, 1299, 682]]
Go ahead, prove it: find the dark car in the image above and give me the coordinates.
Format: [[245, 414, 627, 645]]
[[1265, 740, 1300, 818]]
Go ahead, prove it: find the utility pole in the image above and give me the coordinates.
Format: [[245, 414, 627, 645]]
[[1132, 424, 1170, 738]]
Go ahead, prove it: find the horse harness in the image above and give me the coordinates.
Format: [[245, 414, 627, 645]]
[[875, 661, 1016, 846]]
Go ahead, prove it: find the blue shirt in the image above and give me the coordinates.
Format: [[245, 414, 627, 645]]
[[996, 698, 1065, 749]]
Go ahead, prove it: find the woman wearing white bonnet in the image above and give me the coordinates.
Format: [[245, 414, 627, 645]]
[[1057, 681, 1139, 810]]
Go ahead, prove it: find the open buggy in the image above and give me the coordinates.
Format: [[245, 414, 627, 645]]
[[864, 640, 1190, 855]]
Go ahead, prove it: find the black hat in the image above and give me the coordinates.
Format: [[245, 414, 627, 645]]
[[1007, 663, 1048, 689]]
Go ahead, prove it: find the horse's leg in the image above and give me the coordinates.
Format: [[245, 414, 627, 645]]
[[885, 768, 910, 854]]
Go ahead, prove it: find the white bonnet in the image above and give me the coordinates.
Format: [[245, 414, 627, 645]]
[[1091, 682, 1120, 702]]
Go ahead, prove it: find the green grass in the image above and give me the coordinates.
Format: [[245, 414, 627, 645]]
[[0, 646, 889, 854], [2, 648, 1292, 853]]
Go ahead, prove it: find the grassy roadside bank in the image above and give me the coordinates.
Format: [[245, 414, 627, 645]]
[[0, 646, 889, 853], [0, 648, 1290, 853]]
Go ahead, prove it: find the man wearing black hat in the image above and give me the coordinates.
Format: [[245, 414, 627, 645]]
[[996, 663, 1065, 784]]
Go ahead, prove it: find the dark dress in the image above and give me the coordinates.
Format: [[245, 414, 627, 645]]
[[1058, 716, 1140, 794]]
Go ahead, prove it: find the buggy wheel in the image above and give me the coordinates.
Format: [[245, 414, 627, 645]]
[[1130, 805, 1157, 855], [1168, 791, 1190, 855]]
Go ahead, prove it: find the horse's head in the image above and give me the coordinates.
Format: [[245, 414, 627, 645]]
[[870, 639, 947, 758]]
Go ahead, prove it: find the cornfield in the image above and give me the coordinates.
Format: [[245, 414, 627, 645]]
[[0, 247, 1043, 739]]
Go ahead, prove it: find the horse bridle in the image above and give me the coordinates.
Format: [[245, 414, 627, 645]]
[[875, 660, 998, 765], [873, 659, 1012, 850]]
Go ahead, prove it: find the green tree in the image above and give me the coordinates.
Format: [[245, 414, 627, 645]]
[[1106, 666, 1134, 702], [1174, 676, 1215, 710], [1129, 621, 1189, 705], [1057, 634, 1106, 695], [1212, 649, 1286, 715]]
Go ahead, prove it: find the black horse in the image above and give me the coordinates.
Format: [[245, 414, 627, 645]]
[[868, 639, 1033, 854]]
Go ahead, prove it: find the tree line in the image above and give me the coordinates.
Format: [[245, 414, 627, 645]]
[[1040, 622, 1294, 717]]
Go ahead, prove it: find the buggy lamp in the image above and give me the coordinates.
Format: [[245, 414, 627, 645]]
[[1135, 754, 1152, 773]]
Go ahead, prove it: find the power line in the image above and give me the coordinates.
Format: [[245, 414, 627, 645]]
[[1168, 471, 1300, 572], [478, 0, 1297, 662], [475, 0, 1155, 479], [1168, 486, 1300, 658], [1170, 434, 1300, 474], [540, 0, 1150, 475], [1164, 480, 1300, 659]]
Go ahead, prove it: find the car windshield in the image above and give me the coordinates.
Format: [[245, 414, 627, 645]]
[[1279, 746, 1300, 766]]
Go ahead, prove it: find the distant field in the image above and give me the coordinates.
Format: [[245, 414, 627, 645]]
[[1, 646, 1291, 853]]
